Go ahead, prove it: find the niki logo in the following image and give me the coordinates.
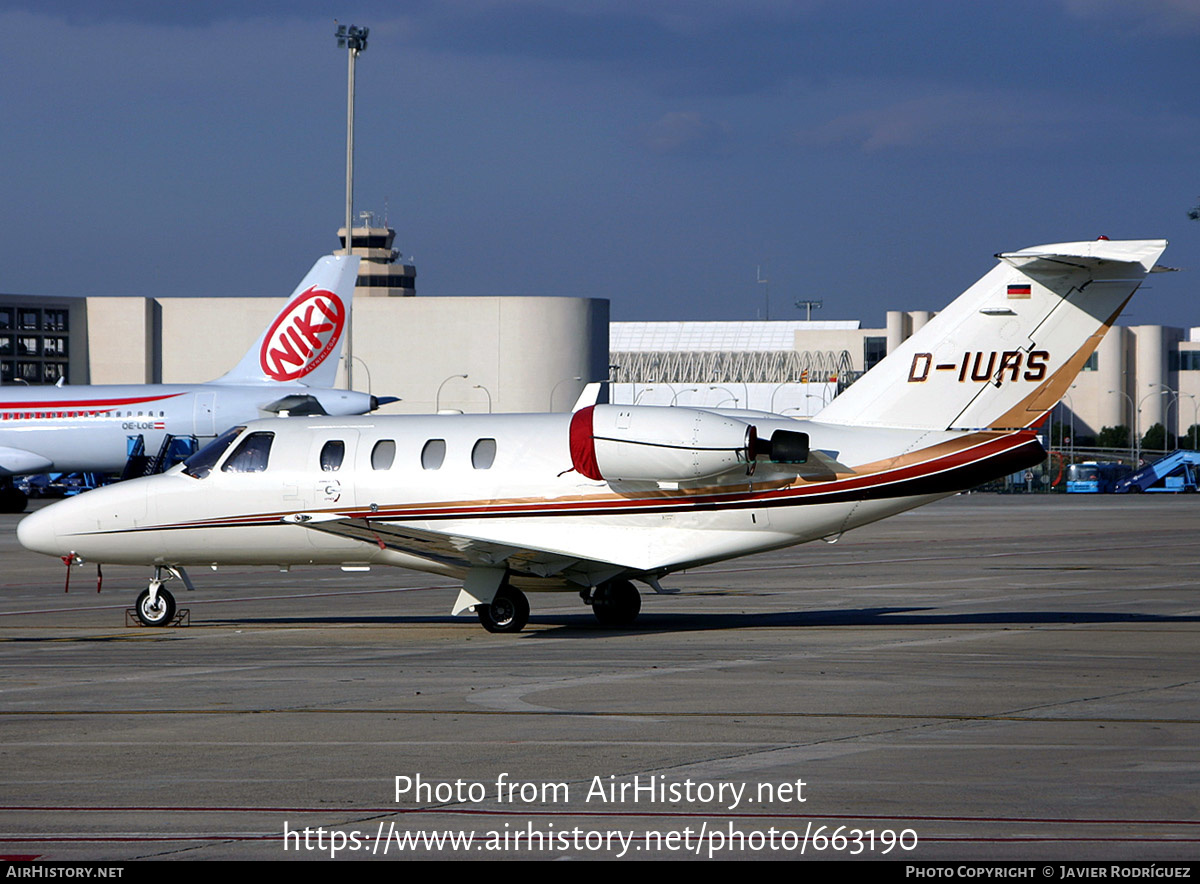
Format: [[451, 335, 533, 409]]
[[259, 288, 346, 381]]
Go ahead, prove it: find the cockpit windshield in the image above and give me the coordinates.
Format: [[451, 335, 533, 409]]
[[182, 426, 246, 479], [221, 432, 274, 473]]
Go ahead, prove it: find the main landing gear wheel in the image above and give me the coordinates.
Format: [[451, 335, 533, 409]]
[[477, 585, 529, 634], [592, 579, 641, 628], [135, 586, 176, 627]]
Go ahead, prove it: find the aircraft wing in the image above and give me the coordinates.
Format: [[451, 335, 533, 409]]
[[281, 512, 633, 585]]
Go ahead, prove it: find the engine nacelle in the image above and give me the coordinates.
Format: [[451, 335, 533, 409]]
[[569, 405, 754, 482]]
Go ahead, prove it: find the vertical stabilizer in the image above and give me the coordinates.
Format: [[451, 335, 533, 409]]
[[815, 239, 1167, 431], [214, 255, 360, 387]]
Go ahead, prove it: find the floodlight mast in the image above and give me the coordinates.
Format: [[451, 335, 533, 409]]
[[795, 299, 823, 321], [336, 22, 368, 390]]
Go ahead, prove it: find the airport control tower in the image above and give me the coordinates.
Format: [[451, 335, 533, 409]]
[[335, 212, 417, 297]]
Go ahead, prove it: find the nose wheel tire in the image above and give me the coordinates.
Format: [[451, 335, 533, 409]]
[[135, 586, 176, 627], [477, 586, 529, 633], [592, 579, 641, 628]]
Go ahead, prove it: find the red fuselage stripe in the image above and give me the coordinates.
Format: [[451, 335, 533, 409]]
[[135, 432, 1039, 532], [0, 393, 183, 410]]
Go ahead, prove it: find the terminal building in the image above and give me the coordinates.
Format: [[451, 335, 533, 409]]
[[611, 313, 1200, 446], [2, 227, 1198, 445]]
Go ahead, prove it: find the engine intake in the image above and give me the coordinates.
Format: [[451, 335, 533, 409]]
[[569, 405, 754, 482]]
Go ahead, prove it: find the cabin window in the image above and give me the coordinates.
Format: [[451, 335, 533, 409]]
[[421, 439, 446, 470], [222, 432, 274, 473], [371, 440, 396, 470], [182, 426, 246, 479], [471, 438, 497, 470], [320, 440, 345, 472]]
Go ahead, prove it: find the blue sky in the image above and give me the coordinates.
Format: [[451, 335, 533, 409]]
[[2, 1, 1198, 327]]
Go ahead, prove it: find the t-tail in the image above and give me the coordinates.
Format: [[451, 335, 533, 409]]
[[815, 239, 1169, 431], [214, 255, 361, 387]]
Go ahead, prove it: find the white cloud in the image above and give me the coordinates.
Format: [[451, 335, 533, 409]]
[[642, 111, 731, 156], [1059, 0, 1200, 34], [793, 84, 1200, 155]]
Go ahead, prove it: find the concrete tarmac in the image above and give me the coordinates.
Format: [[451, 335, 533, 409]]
[[0, 493, 1197, 861]]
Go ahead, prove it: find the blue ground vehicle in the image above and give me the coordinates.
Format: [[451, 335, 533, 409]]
[[1113, 451, 1200, 493], [1066, 462, 1131, 493]]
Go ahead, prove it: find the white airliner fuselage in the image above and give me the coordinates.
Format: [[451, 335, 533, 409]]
[[0, 255, 377, 511], [0, 383, 376, 475], [17, 239, 1169, 633]]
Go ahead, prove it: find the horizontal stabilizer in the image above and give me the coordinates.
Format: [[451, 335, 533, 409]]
[[996, 239, 1167, 275], [263, 394, 329, 416], [816, 238, 1167, 432]]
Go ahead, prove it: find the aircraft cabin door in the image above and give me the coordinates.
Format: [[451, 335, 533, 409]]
[[193, 392, 216, 437], [302, 430, 360, 551]]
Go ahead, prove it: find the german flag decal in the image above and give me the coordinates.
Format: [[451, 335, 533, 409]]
[[1007, 283, 1032, 299]]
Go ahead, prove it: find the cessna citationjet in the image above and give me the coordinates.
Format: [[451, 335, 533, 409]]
[[0, 255, 381, 512], [18, 239, 1168, 632]]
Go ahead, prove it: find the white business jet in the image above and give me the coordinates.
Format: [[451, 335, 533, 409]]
[[0, 255, 380, 512], [18, 239, 1168, 632]]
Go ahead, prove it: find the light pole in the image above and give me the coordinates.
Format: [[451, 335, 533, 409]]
[[710, 386, 739, 408], [347, 355, 373, 394], [473, 384, 492, 414], [671, 387, 698, 406], [795, 299, 823, 321], [634, 386, 655, 405], [1179, 393, 1200, 449], [1061, 390, 1076, 464], [1136, 389, 1169, 464], [1108, 389, 1136, 466], [769, 382, 788, 413], [757, 266, 769, 320], [549, 376, 581, 411], [1149, 382, 1177, 447], [436, 374, 467, 412], [335, 22, 368, 390]]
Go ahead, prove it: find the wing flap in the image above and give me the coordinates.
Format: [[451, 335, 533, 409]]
[[283, 512, 614, 579]]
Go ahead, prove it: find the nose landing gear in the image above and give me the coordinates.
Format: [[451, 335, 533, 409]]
[[132, 566, 186, 627]]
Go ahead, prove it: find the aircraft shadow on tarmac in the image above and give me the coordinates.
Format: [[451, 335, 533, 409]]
[[199, 606, 1200, 637]]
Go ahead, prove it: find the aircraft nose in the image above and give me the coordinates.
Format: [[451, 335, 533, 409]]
[[17, 505, 61, 556]]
